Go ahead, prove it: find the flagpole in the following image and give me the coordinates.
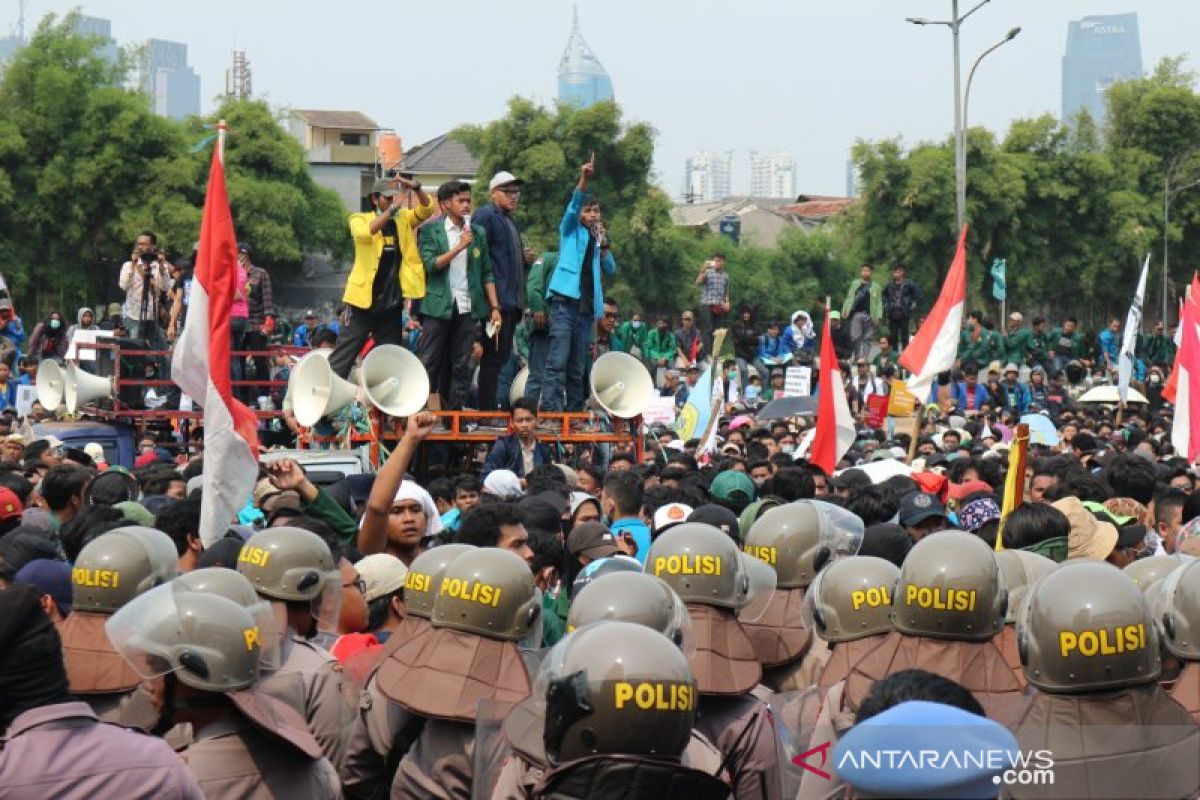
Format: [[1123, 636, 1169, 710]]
[[217, 118, 226, 164]]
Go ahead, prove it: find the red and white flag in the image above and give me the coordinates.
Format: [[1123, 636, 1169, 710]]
[[1172, 283, 1200, 463], [172, 122, 260, 546], [810, 309, 855, 474], [900, 226, 968, 397], [1163, 274, 1200, 405]]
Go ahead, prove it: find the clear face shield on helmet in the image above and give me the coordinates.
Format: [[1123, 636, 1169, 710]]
[[517, 587, 545, 654], [311, 569, 343, 634], [172, 567, 282, 670], [811, 500, 865, 564], [738, 551, 779, 623], [571, 554, 642, 596], [105, 580, 263, 690]]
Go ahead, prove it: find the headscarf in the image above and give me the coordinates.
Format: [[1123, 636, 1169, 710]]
[[483, 470, 525, 500], [394, 480, 443, 538], [790, 310, 815, 343]]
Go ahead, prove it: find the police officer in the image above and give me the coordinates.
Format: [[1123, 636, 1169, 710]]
[[647, 522, 782, 800], [490, 571, 727, 799], [106, 577, 341, 797], [739, 501, 862, 692], [1146, 558, 1200, 721], [534, 621, 731, 799], [789, 556, 898, 800], [382, 547, 541, 799], [993, 549, 1056, 680], [342, 543, 475, 799], [1013, 560, 1200, 799], [1123, 554, 1183, 595], [840, 530, 1026, 726], [236, 525, 351, 769], [57, 526, 178, 723]]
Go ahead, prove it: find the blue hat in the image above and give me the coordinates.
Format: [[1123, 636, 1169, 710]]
[[14, 558, 73, 616], [833, 700, 1018, 799]]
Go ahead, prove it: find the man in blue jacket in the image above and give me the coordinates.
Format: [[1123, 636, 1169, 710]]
[[539, 158, 617, 412], [481, 397, 554, 479], [472, 171, 536, 410]]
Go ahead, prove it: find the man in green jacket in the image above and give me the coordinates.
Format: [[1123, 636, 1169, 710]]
[[642, 316, 677, 381], [841, 263, 883, 360], [618, 311, 648, 358], [524, 251, 557, 404], [958, 310, 1000, 369], [1139, 320, 1176, 368], [1048, 316, 1086, 371], [417, 180, 499, 409]]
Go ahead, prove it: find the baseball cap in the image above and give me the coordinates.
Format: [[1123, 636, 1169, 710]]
[[488, 171, 524, 191], [898, 491, 947, 527], [0, 487, 23, 521], [304, 309, 318, 319], [355, 553, 409, 602], [371, 178, 401, 197], [83, 442, 105, 463], [14, 559, 73, 616], [1003, 363, 1020, 375], [567, 522, 620, 560], [710, 470, 756, 506], [688, 504, 740, 541], [237, 242, 252, 255], [653, 502, 693, 533], [39, 435, 65, 450], [1009, 312, 1024, 323]]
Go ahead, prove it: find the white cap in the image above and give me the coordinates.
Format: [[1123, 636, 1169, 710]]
[[1008, 312, 1024, 323], [653, 502, 693, 533], [39, 435, 65, 449], [355, 553, 408, 602], [83, 442, 105, 462], [488, 171, 524, 192]]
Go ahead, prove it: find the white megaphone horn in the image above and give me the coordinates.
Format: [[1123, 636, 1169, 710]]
[[360, 344, 430, 418], [289, 350, 358, 427], [35, 360, 65, 411], [64, 363, 114, 413], [589, 352, 655, 419], [509, 366, 529, 407]]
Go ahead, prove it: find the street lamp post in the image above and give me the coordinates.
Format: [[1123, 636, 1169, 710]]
[[907, 1, 1010, 232], [962, 27, 1022, 144]]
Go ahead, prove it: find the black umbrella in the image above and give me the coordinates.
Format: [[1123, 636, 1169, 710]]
[[756, 395, 818, 421]]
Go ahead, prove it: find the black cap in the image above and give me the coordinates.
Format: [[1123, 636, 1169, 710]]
[[898, 491, 947, 527], [688, 504, 741, 542], [1115, 522, 1149, 550], [237, 242, 251, 254]]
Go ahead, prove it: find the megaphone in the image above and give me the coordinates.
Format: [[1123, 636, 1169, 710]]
[[509, 366, 529, 407], [360, 345, 430, 418], [589, 352, 655, 419], [64, 364, 114, 413], [289, 350, 358, 427], [35, 360, 65, 410]]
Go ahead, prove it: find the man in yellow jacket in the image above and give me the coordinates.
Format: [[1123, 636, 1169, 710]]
[[329, 177, 435, 378]]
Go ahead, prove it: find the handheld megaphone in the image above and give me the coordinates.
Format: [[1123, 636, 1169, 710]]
[[589, 352, 655, 419], [509, 366, 529, 407], [64, 364, 114, 413], [35, 360, 65, 411], [360, 344, 429, 418], [289, 350, 358, 427]]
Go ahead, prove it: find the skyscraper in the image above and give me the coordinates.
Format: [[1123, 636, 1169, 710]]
[[749, 151, 796, 199], [1062, 13, 1142, 127], [557, 7, 613, 109], [684, 151, 733, 203], [138, 38, 200, 120]]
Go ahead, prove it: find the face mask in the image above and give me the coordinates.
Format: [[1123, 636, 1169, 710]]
[[781, 445, 796, 455], [49, 320, 61, 330], [631, 320, 642, 330], [727, 370, 738, 380]]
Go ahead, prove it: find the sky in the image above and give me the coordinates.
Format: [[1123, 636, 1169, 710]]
[[9, 1, 1200, 198]]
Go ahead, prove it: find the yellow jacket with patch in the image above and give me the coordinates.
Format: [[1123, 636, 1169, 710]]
[[343, 198, 436, 308]]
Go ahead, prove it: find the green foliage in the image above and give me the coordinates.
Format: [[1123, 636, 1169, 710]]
[[0, 14, 347, 318]]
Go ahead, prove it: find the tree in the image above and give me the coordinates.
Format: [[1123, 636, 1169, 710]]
[[0, 12, 200, 315], [183, 99, 349, 269], [455, 98, 691, 312]]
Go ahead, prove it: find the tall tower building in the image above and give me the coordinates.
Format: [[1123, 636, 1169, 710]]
[[684, 151, 733, 203], [749, 151, 796, 199], [138, 38, 200, 120], [557, 7, 614, 109], [1062, 13, 1142, 127], [225, 50, 252, 99]]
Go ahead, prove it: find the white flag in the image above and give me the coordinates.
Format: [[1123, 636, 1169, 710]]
[[1118, 254, 1149, 405]]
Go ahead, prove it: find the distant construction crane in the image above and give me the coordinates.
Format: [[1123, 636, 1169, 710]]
[[225, 49, 251, 99]]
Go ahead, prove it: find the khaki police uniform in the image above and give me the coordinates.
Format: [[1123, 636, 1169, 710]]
[[341, 545, 475, 798], [1011, 560, 1200, 799], [648, 523, 783, 800], [259, 633, 352, 770]]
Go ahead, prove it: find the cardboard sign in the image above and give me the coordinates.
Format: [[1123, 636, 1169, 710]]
[[782, 366, 812, 398], [65, 329, 113, 362], [15, 384, 36, 417], [887, 384, 918, 416], [865, 394, 889, 429], [641, 395, 677, 427]]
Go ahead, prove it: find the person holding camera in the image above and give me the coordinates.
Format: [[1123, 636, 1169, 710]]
[[695, 251, 730, 359], [118, 230, 171, 345]]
